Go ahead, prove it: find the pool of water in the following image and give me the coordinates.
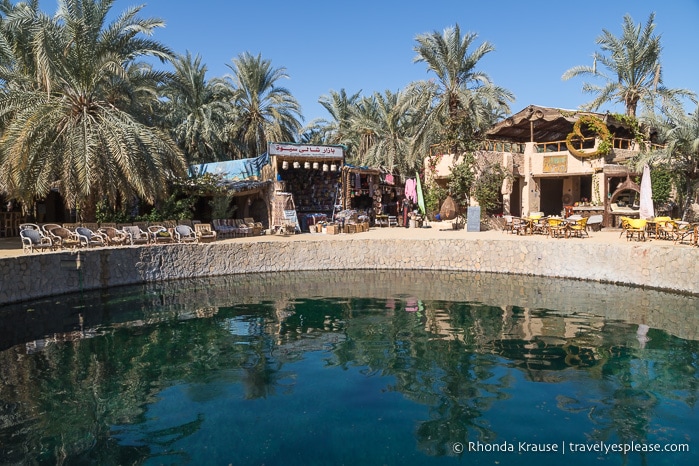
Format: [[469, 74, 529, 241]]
[[1, 271, 698, 465]]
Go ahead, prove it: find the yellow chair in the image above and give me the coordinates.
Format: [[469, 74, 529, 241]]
[[673, 222, 695, 245], [568, 217, 589, 238], [657, 220, 678, 240], [547, 217, 567, 238], [624, 218, 647, 241]]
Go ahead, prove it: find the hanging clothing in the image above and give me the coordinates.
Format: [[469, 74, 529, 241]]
[[384, 173, 394, 185], [404, 178, 417, 203], [354, 173, 362, 189], [402, 198, 411, 228]]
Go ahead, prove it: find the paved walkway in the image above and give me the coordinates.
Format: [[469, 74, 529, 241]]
[[1, 222, 690, 258]]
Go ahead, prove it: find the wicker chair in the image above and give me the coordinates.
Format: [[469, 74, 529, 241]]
[[621, 217, 646, 241], [148, 225, 174, 244], [20, 228, 53, 253], [234, 219, 252, 237], [76, 226, 106, 248], [547, 217, 568, 238], [122, 225, 150, 245], [174, 224, 198, 243], [47, 226, 82, 250], [244, 217, 264, 236], [567, 217, 589, 238], [194, 223, 217, 243], [98, 226, 129, 246]]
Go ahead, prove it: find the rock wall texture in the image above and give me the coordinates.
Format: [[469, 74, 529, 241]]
[[1, 238, 697, 305]]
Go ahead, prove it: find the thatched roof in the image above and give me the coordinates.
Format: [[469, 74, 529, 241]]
[[486, 105, 637, 143]]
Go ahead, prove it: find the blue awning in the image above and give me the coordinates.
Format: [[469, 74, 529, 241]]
[[188, 153, 270, 181]]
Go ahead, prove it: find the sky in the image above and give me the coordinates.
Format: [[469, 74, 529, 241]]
[[101, 0, 699, 124]]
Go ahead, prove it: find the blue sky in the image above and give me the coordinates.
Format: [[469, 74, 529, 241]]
[[111, 0, 697, 124]]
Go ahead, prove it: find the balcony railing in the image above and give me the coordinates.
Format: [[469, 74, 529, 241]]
[[437, 138, 664, 157], [480, 140, 526, 154]]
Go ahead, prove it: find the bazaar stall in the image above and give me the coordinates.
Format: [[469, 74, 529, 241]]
[[341, 165, 381, 224], [341, 166, 405, 226], [268, 143, 344, 232], [378, 171, 403, 219]]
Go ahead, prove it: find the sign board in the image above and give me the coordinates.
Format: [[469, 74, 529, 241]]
[[466, 206, 481, 232], [283, 209, 301, 233], [543, 155, 567, 173], [269, 143, 343, 159]]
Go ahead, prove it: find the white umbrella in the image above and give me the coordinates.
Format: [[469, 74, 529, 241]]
[[639, 164, 655, 219]]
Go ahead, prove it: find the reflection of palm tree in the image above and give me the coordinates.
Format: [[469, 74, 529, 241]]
[[338, 304, 510, 455]]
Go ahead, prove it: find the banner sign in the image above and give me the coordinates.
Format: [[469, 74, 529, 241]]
[[269, 143, 343, 158], [543, 155, 567, 173]]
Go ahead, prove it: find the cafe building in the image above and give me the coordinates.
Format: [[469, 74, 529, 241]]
[[429, 105, 660, 227]]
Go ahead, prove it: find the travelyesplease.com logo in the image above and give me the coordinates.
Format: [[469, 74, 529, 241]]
[[452, 440, 690, 455]]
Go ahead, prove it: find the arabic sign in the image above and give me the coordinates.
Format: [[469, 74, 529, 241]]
[[543, 155, 567, 174], [269, 143, 344, 158]]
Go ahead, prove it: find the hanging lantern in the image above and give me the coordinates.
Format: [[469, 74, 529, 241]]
[[282, 161, 289, 170], [293, 161, 300, 169], [330, 163, 337, 172], [313, 162, 319, 170], [322, 163, 329, 172], [304, 161, 311, 169]]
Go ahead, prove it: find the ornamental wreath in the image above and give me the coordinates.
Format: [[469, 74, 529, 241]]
[[565, 115, 612, 158]]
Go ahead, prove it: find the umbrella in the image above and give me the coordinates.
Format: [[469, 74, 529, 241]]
[[639, 164, 655, 220], [415, 172, 426, 216]]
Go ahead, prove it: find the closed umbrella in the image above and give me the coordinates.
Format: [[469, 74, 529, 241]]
[[639, 164, 655, 220], [415, 172, 426, 216]]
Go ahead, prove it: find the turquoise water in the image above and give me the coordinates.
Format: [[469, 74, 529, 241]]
[[0, 271, 697, 465]]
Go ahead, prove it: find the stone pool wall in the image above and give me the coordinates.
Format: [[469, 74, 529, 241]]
[[0, 237, 697, 305]]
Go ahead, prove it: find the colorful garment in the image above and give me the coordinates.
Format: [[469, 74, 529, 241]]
[[404, 178, 417, 203]]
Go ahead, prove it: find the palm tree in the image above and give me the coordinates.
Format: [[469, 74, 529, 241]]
[[350, 90, 421, 176], [411, 24, 514, 154], [306, 88, 361, 150], [562, 13, 695, 117], [160, 52, 236, 163], [225, 52, 302, 158], [0, 0, 186, 220], [637, 105, 699, 220]]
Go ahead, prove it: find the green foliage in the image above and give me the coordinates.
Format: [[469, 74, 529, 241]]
[[0, 0, 186, 219], [650, 168, 674, 204], [135, 209, 165, 223], [562, 13, 695, 118], [612, 113, 644, 142], [424, 183, 447, 217], [157, 194, 197, 220], [95, 200, 131, 224], [177, 173, 230, 195], [473, 164, 507, 215], [447, 153, 476, 211], [209, 195, 237, 220]]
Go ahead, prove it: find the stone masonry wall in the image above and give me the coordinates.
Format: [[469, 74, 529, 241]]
[[0, 238, 697, 305]]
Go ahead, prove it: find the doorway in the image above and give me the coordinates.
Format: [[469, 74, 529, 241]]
[[540, 178, 564, 216]]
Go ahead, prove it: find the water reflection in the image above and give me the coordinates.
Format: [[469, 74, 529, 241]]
[[0, 271, 697, 465]]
